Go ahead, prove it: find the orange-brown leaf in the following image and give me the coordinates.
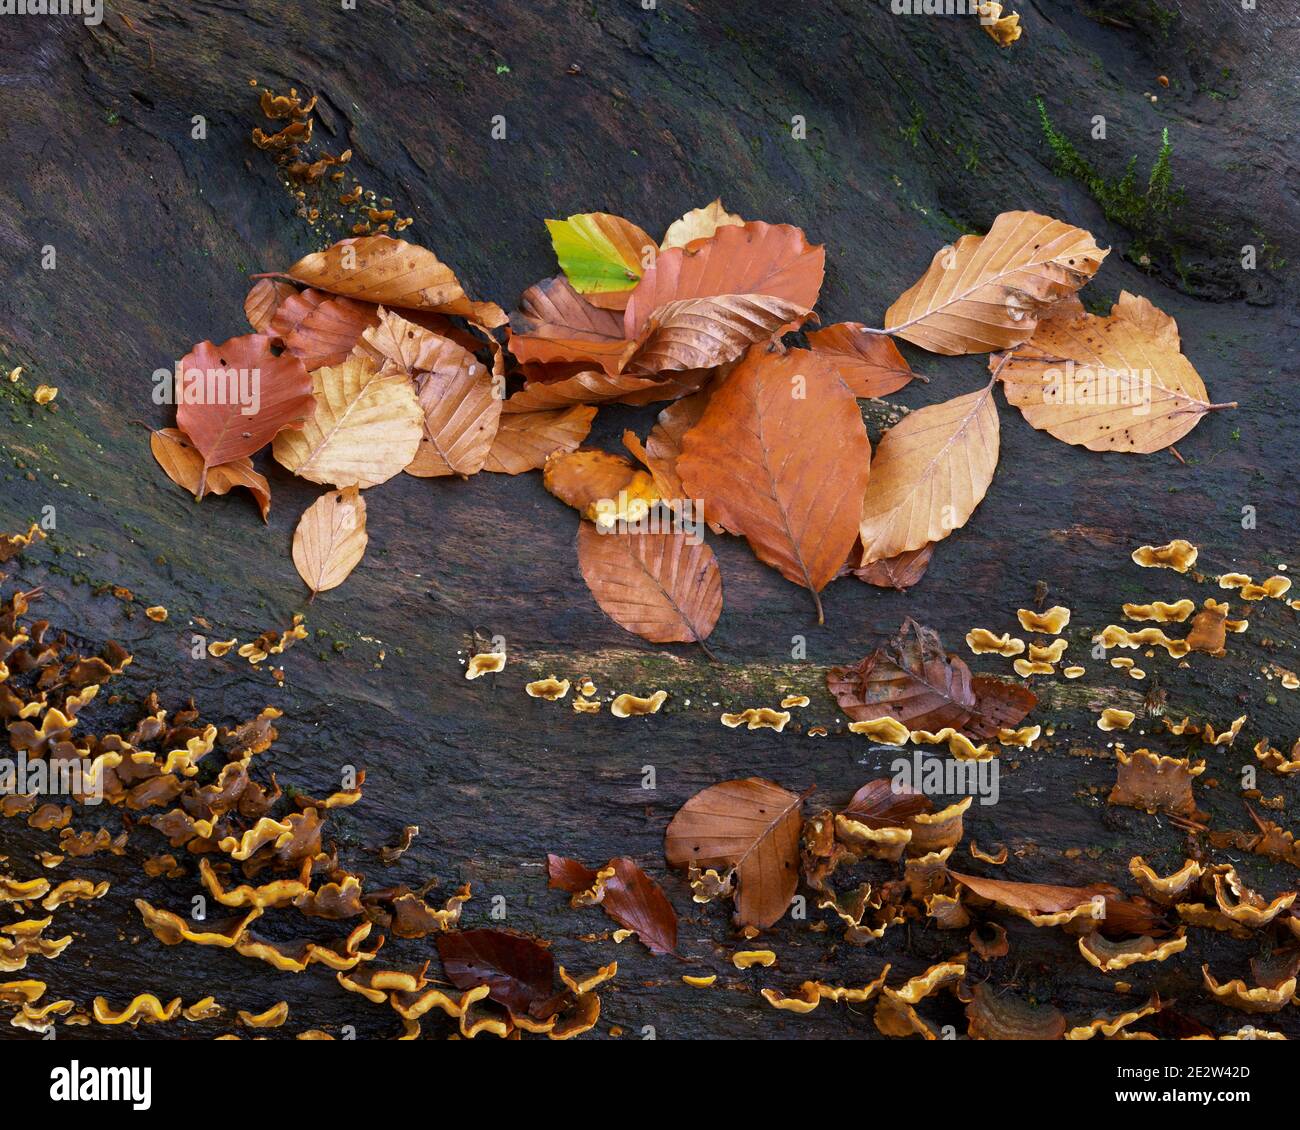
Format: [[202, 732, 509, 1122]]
[[805, 324, 917, 398], [291, 487, 368, 595], [677, 347, 870, 620], [577, 523, 722, 648], [175, 334, 314, 472], [664, 778, 804, 929], [624, 221, 825, 340], [149, 428, 270, 522], [271, 235, 506, 328], [482, 405, 596, 475]]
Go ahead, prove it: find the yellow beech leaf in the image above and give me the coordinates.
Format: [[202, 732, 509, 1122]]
[[272, 356, 423, 489], [994, 291, 1235, 453], [883, 211, 1106, 354], [292, 487, 368, 595], [858, 383, 1000, 564]]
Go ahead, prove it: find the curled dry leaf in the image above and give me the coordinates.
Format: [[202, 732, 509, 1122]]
[[273, 293, 379, 371], [883, 210, 1107, 354], [858, 382, 999, 565], [624, 221, 825, 341], [849, 543, 934, 590], [995, 291, 1234, 453], [628, 293, 810, 375], [269, 234, 507, 329], [678, 347, 871, 622], [546, 212, 657, 309], [546, 854, 678, 955], [805, 324, 917, 398], [660, 198, 744, 251], [664, 777, 804, 929], [827, 618, 976, 731], [150, 428, 271, 522], [272, 355, 423, 489], [291, 487, 368, 596], [358, 315, 504, 478], [243, 278, 298, 334], [483, 405, 596, 475], [507, 276, 636, 374], [576, 523, 722, 652], [505, 369, 704, 413], [434, 928, 554, 1015], [175, 334, 314, 478]]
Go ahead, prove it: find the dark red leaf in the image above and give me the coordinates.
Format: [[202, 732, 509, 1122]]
[[434, 928, 553, 1014]]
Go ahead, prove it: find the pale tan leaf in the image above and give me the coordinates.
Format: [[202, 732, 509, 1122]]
[[577, 523, 722, 650], [678, 347, 870, 621], [995, 291, 1234, 453], [664, 778, 804, 929], [884, 211, 1107, 354], [858, 384, 1000, 564], [660, 198, 744, 251], [481, 405, 596, 475], [150, 428, 271, 522], [272, 356, 423, 489], [292, 486, 368, 595]]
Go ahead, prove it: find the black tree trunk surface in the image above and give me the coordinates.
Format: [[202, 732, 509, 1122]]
[[0, 0, 1297, 1040]]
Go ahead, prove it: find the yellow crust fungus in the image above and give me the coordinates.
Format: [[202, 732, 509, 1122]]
[[610, 690, 667, 717], [965, 629, 1025, 657], [465, 651, 506, 679], [1097, 708, 1135, 731], [847, 716, 910, 745], [1132, 539, 1198, 573], [525, 675, 570, 700], [732, 949, 777, 970], [720, 708, 791, 732], [1016, 606, 1070, 634]]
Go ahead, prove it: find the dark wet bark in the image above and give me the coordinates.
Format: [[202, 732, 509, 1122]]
[[0, 1, 1296, 1039]]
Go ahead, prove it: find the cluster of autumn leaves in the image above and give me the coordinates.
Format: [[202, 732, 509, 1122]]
[[150, 202, 1231, 641]]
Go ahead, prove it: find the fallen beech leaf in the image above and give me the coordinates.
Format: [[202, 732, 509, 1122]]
[[576, 523, 722, 652], [545, 450, 646, 517], [272, 356, 423, 488], [482, 405, 596, 474], [636, 388, 725, 527], [827, 618, 976, 730], [292, 487, 368, 595], [849, 543, 934, 590], [390, 325, 501, 478], [175, 334, 314, 481], [664, 778, 804, 929], [966, 675, 1037, 740], [434, 928, 554, 1015], [883, 211, 1106, 354], [628, 293, 810, 375], [505, 369, 702, 413], [660, 198, 744, 251], [273, 293, 379, 371], [547, 855, 678, 955], [546, 212, 656, 309], [507, 276, 636, 375], [624, 221, 825, 341], [950, 871, 1107, 921], [150, 428, 270, 521], [858, 382, 999, 564], [243, 278, 298, 334], [678, 347, 870, 622], [806, 324, 917, 398], [269, 234, 507, 328], [995, 291, 1234, 453]]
